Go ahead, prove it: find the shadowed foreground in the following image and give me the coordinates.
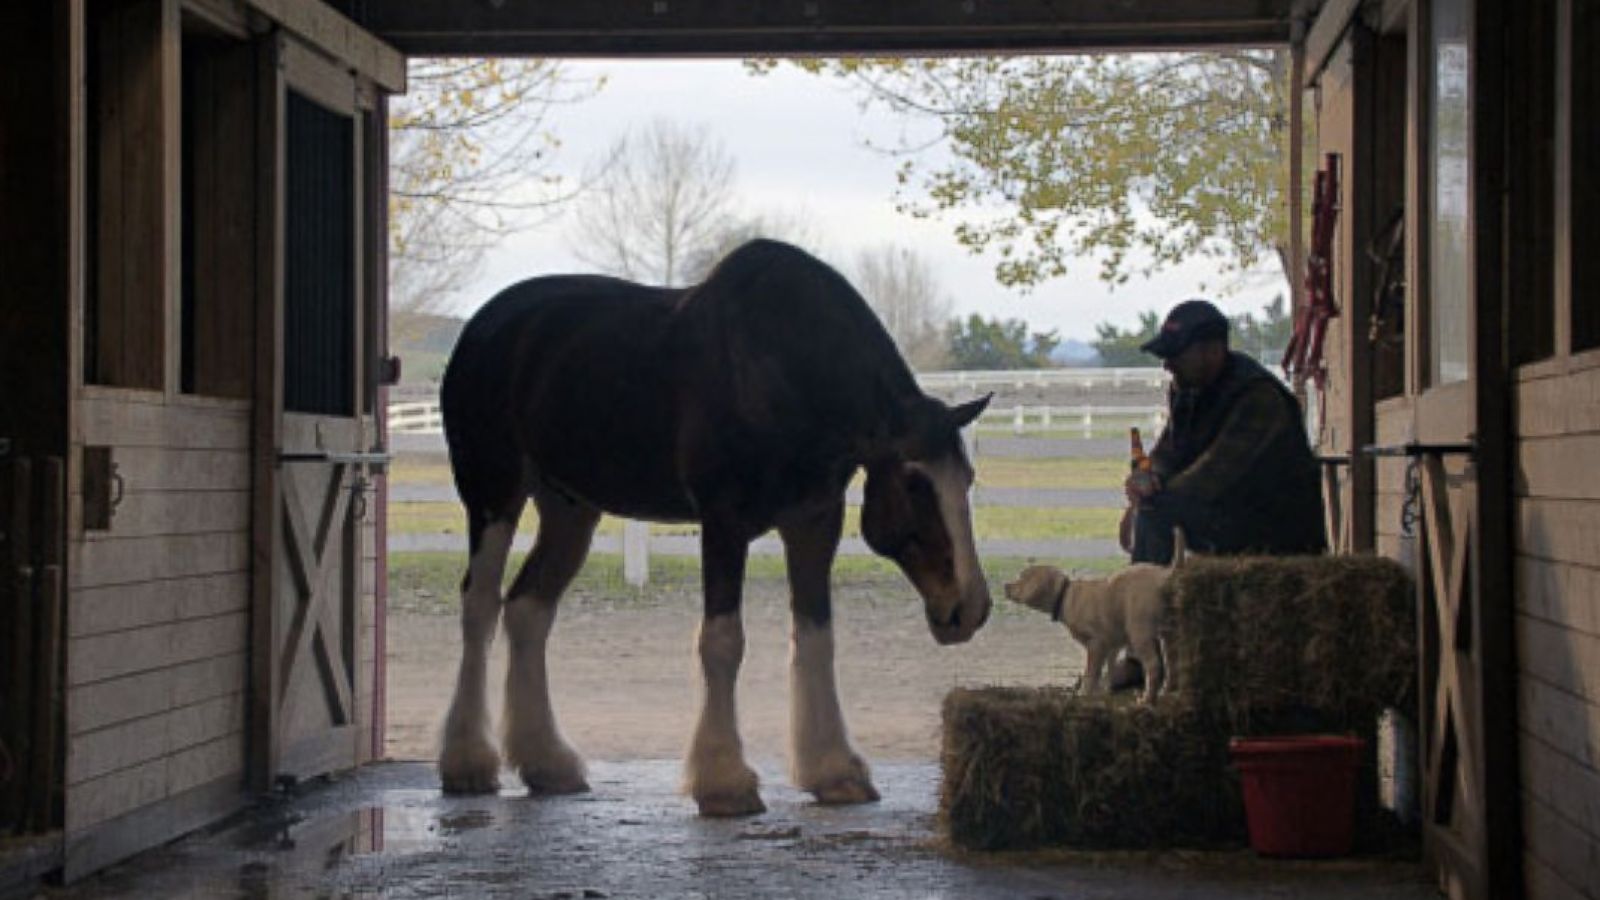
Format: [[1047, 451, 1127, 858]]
[[58, 761, 1435, 899]]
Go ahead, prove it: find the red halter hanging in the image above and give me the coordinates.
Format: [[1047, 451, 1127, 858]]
[[1283, 152, 1342, 397]]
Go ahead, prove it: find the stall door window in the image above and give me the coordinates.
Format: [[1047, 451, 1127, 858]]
[[1427, 0, 1471, 385], [285, 90, 354, 416]]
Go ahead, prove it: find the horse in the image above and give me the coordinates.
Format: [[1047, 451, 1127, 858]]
[[436, 239, 992, 816]]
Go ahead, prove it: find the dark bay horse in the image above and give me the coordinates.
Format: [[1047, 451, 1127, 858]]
[[437, 239, 991, 816]]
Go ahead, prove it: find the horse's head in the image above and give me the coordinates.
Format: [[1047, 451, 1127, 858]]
[[861, 394, 992, 645]]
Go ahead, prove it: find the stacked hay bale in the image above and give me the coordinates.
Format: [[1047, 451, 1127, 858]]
[[941, 555, 1415, 851]]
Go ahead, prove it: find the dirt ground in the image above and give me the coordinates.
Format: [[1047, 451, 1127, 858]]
[[386, 579, 1084, 765]]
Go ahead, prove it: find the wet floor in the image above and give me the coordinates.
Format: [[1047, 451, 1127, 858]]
[[54, 761, 1438, 899]]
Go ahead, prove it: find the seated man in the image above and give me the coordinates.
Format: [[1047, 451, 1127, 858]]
[[1123, 299, 1327, 563]]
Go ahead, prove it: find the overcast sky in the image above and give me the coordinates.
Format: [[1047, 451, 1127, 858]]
[[456, 59, 1289, 344]]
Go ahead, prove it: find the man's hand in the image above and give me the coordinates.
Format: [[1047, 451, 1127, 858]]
[[1124, 470, 1161, 504]]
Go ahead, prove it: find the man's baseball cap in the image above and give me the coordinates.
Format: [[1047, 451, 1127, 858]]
[[1139, 299, 1230, 359]]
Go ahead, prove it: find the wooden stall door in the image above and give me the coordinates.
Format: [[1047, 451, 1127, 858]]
[[269, 62, 370, 782], [1404, 0, 1516, 896]]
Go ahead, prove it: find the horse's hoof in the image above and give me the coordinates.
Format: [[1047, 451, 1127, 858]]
[[519, 767, 591, 796], [696, 789, 766, 818], [439, 742, 502, 794], [811, 777, 880, 806], [799, 751, 879, 806]]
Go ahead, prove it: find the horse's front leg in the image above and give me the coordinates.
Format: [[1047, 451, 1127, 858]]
[[779, 502, 879, 805], [685, 521, 764, 817]]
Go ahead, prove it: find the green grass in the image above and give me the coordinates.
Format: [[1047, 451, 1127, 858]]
[[388, 460, 454, 486], [973, 457, 1126, 489], [387, 551, 1124, 615], [385, 505, 704, 538]]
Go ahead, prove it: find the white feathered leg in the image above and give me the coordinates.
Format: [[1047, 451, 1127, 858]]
[[502, 595, 589, 793], [790, 619, 879, 804], [685, 613, 763, 816], [500, 490, 598, 794], [439, 521, 514, 793]]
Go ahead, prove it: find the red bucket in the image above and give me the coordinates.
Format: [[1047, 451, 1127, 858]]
[[1229, 735, 1366, 858]]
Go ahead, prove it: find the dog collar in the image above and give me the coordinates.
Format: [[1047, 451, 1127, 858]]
[[1050, 580, 1069, 623]]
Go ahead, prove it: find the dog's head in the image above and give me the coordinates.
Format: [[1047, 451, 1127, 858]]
[[1003, 565, 1072, 619]]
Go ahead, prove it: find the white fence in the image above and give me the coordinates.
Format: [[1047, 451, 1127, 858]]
[[386, 399, 1167, 437], [386, 367, 1174, 435], [981, 404, 1166, 434], [918, 367, 1168, 392], [388, 402, 445, 434]]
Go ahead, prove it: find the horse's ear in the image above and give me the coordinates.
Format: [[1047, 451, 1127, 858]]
[[945, 394, 992, 431]]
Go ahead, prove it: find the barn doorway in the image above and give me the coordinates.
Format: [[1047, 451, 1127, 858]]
[[376, 53, 1287, 770]]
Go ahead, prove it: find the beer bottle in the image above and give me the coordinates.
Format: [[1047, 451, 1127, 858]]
[[1129, 427, 1157, 498]]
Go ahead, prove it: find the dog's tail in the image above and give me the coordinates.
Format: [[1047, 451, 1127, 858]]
[[1171, 527, 1187, 569]]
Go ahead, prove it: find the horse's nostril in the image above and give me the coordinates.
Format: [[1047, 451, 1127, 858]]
[[947, 607, 961, 629]]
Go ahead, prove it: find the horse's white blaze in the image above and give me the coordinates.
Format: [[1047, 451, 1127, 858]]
[[910, 456, 987, 614], [685, 614, 757, 798], [789, 619, 859, 789], [501, 594, 586, 788], [440, 521, 514, 783]]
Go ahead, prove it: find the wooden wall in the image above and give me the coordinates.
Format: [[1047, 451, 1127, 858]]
[[1312, 4, 1600, 897], [53, 0, 398, 880], [64, 394, 252, 877], [1514, 362, 1600, 900]]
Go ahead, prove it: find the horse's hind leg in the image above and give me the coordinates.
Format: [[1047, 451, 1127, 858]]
[[501, 487, 600, 794], [440, 496, 526, 794], [780, 502, 879, 805]]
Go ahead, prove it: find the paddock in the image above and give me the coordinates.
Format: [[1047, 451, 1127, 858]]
[[1, 2, 1595, 898]]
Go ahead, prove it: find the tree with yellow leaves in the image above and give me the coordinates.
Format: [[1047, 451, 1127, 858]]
[[752, 53, 1293, 294]]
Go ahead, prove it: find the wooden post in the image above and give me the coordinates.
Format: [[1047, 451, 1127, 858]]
[[368, 92, 390, 766], [30, 457, 64, 831], [2, 459, 31, 830], [1290, 30, 1305, 325], [623, 520, 649, 587], [249, 29, 286, 793], [1469, 0, 1519, 896]]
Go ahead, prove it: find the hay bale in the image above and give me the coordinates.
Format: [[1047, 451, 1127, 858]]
[[940, 555, 1416, 852], [1168, 555, 1416, 731], [941, 689, 1240, 850]]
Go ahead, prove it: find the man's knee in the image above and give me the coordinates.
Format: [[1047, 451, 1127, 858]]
[[1131, 505, 1179, 564]]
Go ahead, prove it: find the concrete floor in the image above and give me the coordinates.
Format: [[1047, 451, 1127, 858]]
[[55, 761, 1439, 900]]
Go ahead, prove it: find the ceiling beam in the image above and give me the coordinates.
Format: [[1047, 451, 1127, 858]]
[[341, 0, 1302, 58]]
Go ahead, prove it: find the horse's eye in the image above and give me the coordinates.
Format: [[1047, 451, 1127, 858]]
[[906, 472, 934, 497]]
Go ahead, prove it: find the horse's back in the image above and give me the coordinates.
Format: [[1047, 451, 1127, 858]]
[[442, 275, 690, 519]]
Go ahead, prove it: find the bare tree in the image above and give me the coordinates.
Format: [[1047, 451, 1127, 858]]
[[389, 59, 602, 343], [851, 244, 953, 370], [569, 120, 736, 286]]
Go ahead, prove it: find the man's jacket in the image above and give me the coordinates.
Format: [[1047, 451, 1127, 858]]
[[1148, 351, 1326, 552]]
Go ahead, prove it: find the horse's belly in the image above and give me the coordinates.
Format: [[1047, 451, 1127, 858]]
[[543, 464, 697, 522], [522, 404, 698, 523]]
